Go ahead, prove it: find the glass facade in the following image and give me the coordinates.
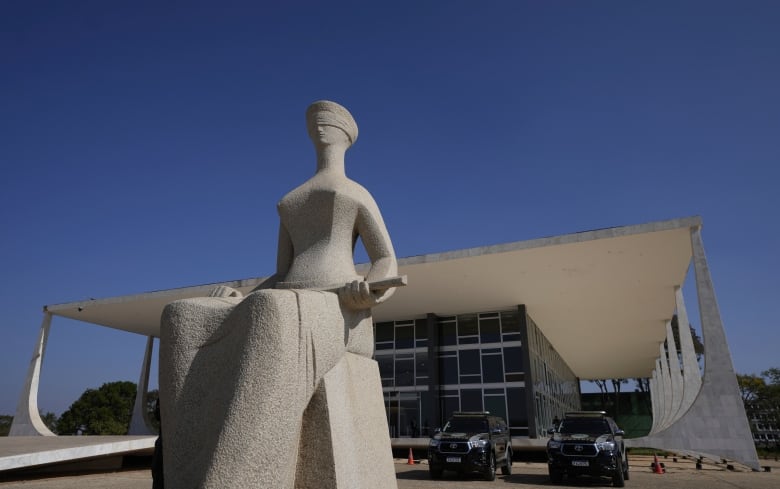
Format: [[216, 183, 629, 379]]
[[524, 315, 580, 437], [374, 306, 580, 439]]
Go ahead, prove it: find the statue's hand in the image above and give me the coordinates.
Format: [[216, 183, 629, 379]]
[[338, 280, 378, 310], [208, 286, 243, 299]]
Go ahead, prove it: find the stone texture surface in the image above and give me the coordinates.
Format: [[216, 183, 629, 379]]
[[296, 353, 397, 489], [159, 100, 399, 488]]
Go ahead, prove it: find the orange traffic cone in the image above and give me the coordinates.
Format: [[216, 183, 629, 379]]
[[652, 453, 665, 474], [407, 447, 415, 465]]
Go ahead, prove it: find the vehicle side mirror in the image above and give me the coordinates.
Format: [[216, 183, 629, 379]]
[[614, 429, 625, 437], [434, 427, 441, 434], [492, 428, 502, 434], [547, 428, 556, 435]]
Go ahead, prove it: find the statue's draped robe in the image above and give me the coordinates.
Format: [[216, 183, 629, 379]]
[[160, 287, 393, 489]]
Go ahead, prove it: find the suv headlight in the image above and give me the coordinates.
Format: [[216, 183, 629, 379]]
[[469, 439, 488, 449], [548, 440, 561, 449], [429, 439, 440, 447], [597, 441, 615, 451]]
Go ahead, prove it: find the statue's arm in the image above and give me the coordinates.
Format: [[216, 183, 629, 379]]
[[250, 222, 293, 292], [339, 197, 398, 310], [359, 202, 397, 286]]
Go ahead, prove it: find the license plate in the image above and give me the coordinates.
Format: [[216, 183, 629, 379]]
[[572, 460, 589, 467], [446, 457, 461, 463]]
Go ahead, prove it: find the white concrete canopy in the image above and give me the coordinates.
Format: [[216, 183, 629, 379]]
[[44, 216, 698, 380]]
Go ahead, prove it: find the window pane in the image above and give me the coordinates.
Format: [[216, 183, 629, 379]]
[[440, 321, 457, 346], [378, 356, 393, 380], [415, 319, 428, 339], [441, 396, 460, 422], [482, 354, 504, 383], [440, 355, 458, 385], [501, 310, 521, 333], [507, 387, 528, 427], [459, 349, 480, 375], [375, 322, 394, 342], [458, 314, 478, 336], [416, 352, 428, 379], [480, 317, 501, 344], [461, 389, 483, 412], [504, 346, 523, 372], [484, 395, 507, 422], [395, 359, 414, 386], [395, 325, 414, 349], [399, 396, 420, 437]]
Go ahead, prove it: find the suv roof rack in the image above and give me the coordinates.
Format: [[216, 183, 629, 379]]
[[564, 411, 607, 417], [453, 411, 491, 416]]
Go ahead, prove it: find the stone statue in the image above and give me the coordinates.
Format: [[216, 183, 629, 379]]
[[159, 101, 402, 489]]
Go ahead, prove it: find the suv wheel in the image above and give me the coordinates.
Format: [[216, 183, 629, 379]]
[[548, 466, 563, 483], [612, 457, 625, 487], [484, 452, 496, 481], [500, 448, 512, 476], [623, 452, 629, 480]]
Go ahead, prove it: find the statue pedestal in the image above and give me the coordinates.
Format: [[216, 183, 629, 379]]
[[296, 352, 397, 489]]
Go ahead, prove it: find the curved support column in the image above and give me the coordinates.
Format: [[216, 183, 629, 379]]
[[666, 320, 684, 423], [129, 336, 156, 435], [658, 344, 673, 431], [675, 287, 702, 415], [9, 313, 56, 436], [627, 226, 759, 470]]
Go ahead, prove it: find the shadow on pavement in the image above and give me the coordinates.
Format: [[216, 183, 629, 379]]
[[395, 469, 430, 480]]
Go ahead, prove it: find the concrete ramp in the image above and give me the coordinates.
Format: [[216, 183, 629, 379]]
[[0, 436, 156, 473]]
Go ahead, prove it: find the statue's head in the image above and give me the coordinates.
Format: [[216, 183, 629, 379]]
[[306, 100, 358, 147]]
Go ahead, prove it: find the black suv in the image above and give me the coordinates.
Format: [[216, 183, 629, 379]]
[[547, 411, 628, 487], [428, 411, 512, 481]]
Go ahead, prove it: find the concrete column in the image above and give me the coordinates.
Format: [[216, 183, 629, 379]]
[[426, 313, 441, 430], [9, 313, 56, 436], [649, 371, 659, 434], [128, 336, 156, 435], [675, 286, 702, 415], [655, 357, 666, 431], [626, 226, 760, 470], [658, 344, 674, 431], [666, 320, 685, 423], [518, 305, 538, 438]]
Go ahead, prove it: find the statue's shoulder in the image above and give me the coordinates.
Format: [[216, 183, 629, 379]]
[[340, 177, 377, 203]]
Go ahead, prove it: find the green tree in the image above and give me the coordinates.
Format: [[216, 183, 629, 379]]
[[57, 381, 137, 435], [739, 368, 780, 452], [40, 411, 58, 433], [0, 415, 12, 436], [146, 389, 160, 433], [737, 374, 765, 403]]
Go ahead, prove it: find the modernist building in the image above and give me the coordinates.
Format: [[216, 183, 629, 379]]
[[9, 216, 760, 470]]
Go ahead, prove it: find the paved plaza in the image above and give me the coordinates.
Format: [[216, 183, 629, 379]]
[[0, 455, 777, 489]]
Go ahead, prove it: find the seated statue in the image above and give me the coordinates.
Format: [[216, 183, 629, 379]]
[[159, 101, 401, 489]]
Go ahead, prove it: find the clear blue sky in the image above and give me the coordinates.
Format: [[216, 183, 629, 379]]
[[1, 1, 778, 416]]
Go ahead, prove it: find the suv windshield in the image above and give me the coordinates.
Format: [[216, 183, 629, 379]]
[[443, 418, 488, 433], [558, 418, 609, 436]]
